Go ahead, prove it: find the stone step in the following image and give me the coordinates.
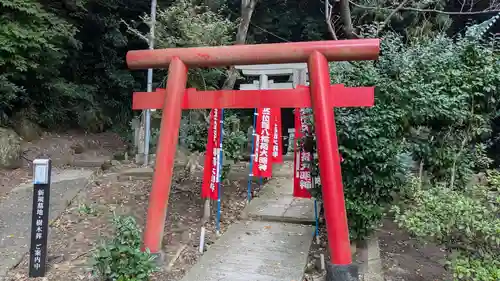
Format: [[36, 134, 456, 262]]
[[117, 167, 154, 181], [242, 194, 317, 225], [72, 156, 112, 168], [116, 163, 254, 181]]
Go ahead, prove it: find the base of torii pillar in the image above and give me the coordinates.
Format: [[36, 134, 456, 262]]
[[308, 52, 358, 280], [327, 264, 359, 281]]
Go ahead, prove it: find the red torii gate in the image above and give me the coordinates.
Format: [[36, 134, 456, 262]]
[[127, 39, 380, 281]]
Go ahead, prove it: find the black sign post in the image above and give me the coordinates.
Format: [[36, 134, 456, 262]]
[[28, 159, 51, 277]]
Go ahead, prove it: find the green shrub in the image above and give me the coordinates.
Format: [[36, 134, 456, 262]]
[[452, 255, 500, 281], [91, 215, 157, 281], [222, 114, 248, 162], [302, 31, 500, 240], [393, 171, 499, 280]]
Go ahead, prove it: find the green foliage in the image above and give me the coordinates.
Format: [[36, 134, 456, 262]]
[[393, 171, 500, 280], [58, 0, 149, 131], [77, 203, 97, 216], [152, 0, 235, 48], [0, 0, 80, 126], [178, 110, 247, 169], [129, 0, 236, 91], [91, 215, 158, 281], [303, 32, 500, 240], [219, 112, 248, 181], [452, 255, 500, 281], [249, 0, 328, 43], [0, 0, 75, 74], [351, 0, 452, 37], [222, 114, 247, 163], [0, 0, 148, 131], [466, 13, 500, 40], [179, 112, 209, 152], [127, 0, 242, 155]]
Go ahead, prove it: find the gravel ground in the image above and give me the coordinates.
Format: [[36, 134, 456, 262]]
[[6, 159, 260, 281]]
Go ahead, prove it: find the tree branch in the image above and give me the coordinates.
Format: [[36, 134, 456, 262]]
[[249, 22, 289, 42], [349, 1, 500, 15], [121, 19, 149, 43], [221, 0, 258, 90], [460, 0, 466, 13], [377, 0, 412, 35], [325, 0, 338, 40]]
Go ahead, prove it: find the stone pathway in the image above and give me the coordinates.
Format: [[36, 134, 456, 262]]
[[181, 221, 313, 281], [0, 169, 95, 276], [242, 165, 316, 224], [181, 162, 315, 281]]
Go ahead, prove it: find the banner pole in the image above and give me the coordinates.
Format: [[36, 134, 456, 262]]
[[314, 199, 320, 243], [216, 109, 225, 235], [247, 108, 257, 202]]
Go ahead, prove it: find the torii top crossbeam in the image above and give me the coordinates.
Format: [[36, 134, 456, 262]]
[[126, 39, 379, 68]]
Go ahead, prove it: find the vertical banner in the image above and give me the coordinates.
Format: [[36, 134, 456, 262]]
[[293, 108, 312, 198], [253, 108, 273, 178], [202, 109, 221, 200], [271, 108, 283, 163], [29, 159, 51, 277]]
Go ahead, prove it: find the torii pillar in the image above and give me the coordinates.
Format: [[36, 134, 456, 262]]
[[127, 39, 380, 281]]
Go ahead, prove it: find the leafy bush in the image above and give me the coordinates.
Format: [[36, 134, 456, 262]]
[[303, 32, 500, 240], [91, 216, 157, 281], [393, 171, 499, 280], [222, 114, 248, 162], [220, 113, 248, 181], [452, 255, 500, 281], [179, 111, 209, 153], [129, 0, 236, 91], [0, 0, 77, 125], [0, 0, 148, 131], [128, 0, 246, 158]]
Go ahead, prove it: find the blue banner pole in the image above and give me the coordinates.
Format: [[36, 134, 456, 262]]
[[216, 109, 225, 235], [247, 109, 258, 202], [314, 199, 319, 238]]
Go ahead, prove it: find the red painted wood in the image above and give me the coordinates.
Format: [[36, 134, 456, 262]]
[[132, 85, 374, 110], [309, 52, 352, 264], [126, 39, 380, 69], [142, 58, 188, 253]]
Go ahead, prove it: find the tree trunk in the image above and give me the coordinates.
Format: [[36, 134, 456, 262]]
[[221, 0, 258, 90], [203, 0, 258, 222], [339, 0, 356, 38], [377, 0, 412, 35]]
